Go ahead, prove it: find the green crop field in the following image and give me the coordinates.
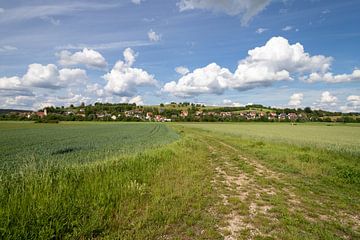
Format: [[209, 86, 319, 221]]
[[0, 121, 178, 172], [181, 122, 360, 155], [1, 121, 359, 239]]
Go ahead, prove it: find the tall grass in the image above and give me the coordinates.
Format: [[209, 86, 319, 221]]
[[0, 132, 220, 239], [181, 122, 360, 155]]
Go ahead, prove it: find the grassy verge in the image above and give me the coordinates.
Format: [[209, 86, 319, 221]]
[[2, 122, 359, 239], [173, 124, 360, 239], [0, 131, 220, 239]]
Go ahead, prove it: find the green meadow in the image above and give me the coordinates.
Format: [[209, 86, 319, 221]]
[[0, 121, 359, 239], [181, 122, 360, 155]]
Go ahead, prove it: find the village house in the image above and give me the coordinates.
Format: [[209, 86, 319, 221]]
[[288, 113, 298, 121], [195, 111, 203, 116], [35, 111, 46, 118], [180, 110, 188, 117], [278, 113, 287, 121], [155, 115, 163, 122], [76, 113, 85, 118], [220, 112, 232, 117], [268, 112, 277, 120], [146, 112, 153, 120], [246, 111, 257, 120], [124, 111, 134, 117], [206, 111, 217, 116]]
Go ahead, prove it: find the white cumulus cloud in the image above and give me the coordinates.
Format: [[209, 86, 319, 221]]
[[340, 95, 360, 113], [57, 48, 107, 69], [103, 48, 156, 96], [223, 99, 243, 107], [0, 76, 22, 90], [22, 63, 88, 89], [163, 36, 335, 97], [163, 63, 232, 97], [129, 95, 144, 105], [320, 91, 337, 104], [305, 69, 360, 83], [148, 29, 161, 42], [175, 66, 190, 75], [288, 93, 303, 107], [177, 0, 271, 25]]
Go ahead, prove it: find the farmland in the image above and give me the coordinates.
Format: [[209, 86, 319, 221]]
[[1, 121, 360, 239], [180, 122, 360, 155], [0, 121, 178, 172]]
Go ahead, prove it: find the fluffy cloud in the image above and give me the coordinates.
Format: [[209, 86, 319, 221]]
[[23, 64, 59, 89], [0, 78, 34, 101], [22, 64, 88, 89], [223, 99, 242, 107], [320, 91, 337, 104], [347, 95, 360, 105], [305, 69, 360, 83], [177, 0, 271, 25], [59, 68, 88, 85], [0, 76, 22, 90], [175, 66, 190, 75], [123, 48, 137, 66], [340, 95, 360, 113], [148, 29, 161, 42], [128, 95, 144, 105], [57, 48, 107, 69], [163, 36, 334, 97], [3, 96, 36, 109], [103, 48, 156, 96], [231, 37, 332, 90], [163, 63, 232, 97], [288, 93, 303, 107], [86, 83, 105, 97], [33, 91, 91, 110]]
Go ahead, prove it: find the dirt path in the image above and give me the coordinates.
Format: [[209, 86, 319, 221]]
[[204, 136, 359, 239], [208, 141, 278, 239]]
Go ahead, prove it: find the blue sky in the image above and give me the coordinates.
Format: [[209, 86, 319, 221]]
[[0, 0, 359, 111]]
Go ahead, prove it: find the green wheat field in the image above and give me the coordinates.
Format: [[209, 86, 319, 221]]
[[0, 121, 359, 239]]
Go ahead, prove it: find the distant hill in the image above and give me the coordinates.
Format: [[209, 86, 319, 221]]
[[0, 109, 33, 114]]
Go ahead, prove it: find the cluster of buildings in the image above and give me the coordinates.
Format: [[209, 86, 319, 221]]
[[8, 107, 304, 122], [192, 111, 303, 121], [120, 110, 303, 122]]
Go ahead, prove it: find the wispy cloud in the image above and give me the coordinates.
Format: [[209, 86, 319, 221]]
[[55, 41, 153, 51], [256, 28, 268, 34], [0, 45, 17, 53], [282, 25, 293, 31], [0, 2, 120, 24]]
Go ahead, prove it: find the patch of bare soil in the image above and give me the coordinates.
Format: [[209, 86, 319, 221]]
[[208, 144, 277, 239], [208, 138, 359, 239]]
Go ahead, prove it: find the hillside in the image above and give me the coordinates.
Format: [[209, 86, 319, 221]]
[[0, 102, 359, 123]]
